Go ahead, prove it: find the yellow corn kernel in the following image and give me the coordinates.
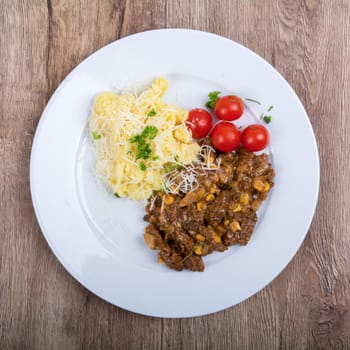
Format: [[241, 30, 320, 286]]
[[209, 184, 217, 193], [263, 183, 270, 192], [158, 255, 164, 264], [215, 225, 225, 233], [196, 201, 206, 211], [233, 204, 242, 212], [213, 232, 221, 243], [240, 193, 250, 205], [229, 203, 236, 210], [195, 234, 206, 242], [251, 200, 262, 211], [164, 194, 174, 205], [224, 220, 230, 226], [252, 178, 266, 192], [206, 194, 215, 202], [194, 244, 203, 256], [230, 220, 241, 232]]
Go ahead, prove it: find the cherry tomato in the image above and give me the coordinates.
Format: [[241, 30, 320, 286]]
[[214, 95, 244, 121], [186, 108, 213, 139], [210, 122, 241, 152], [241, 124, 269, 152]]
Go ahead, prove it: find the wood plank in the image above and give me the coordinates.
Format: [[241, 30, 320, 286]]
[[1, 0, 350, 349]]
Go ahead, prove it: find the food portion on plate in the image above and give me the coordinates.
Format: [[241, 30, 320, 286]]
[[89, 77, 275, 271], [144, 143, 274, 271], [89, 77, 199, 200]]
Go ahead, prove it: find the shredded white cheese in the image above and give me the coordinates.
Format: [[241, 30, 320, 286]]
[[162, 144, 221, 195]]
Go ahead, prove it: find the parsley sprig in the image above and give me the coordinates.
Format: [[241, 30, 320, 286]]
[[92, 131, 101, 140], [140, 161, 147, 171], [245, 98, 261, 105], [147, 109, 156, 117], [130, 126, 159, 166], [205, 91, 221, 109], [262, 115, 272, 124]]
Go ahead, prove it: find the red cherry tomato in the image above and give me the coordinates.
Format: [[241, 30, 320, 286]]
[[186, 108, 213, 139], [210, 122, 241, 152], [214, 95, 244, 121], [241, 124, 269, 152]]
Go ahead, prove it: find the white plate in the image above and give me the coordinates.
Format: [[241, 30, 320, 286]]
[[30, 29, 319, 318]]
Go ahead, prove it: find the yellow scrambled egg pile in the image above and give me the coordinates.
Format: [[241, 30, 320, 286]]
[[89, 77, 200, 200]]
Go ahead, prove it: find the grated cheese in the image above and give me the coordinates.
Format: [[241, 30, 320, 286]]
[[162, 144, 220, 195]]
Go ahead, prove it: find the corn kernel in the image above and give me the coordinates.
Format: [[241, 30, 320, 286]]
[[194, 245, 203, 256], [240, 193, 250, 205], [252, 178, 266, 192], [196, 201, 206, 211], [164, 194, 174, 205], [263, 183, 270, 192], [251, 200, 262, 211], [229, 203, 237, 210], [209, 184, 217, 193], [230, 220, 241, 232], [224, 220, 230, 226], [158, 255, 164, 264], [195, 234, 206, 242], [233, 204, 242, 212], [213, 232, 221, 243], [208, 153, 215, 163], [215, 225, 225, 233], [206, 194, 215, 202]]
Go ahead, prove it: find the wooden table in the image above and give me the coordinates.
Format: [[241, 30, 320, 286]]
[[1, 1, 349, 349]]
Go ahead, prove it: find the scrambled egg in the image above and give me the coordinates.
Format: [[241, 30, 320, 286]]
[[89, 77, 200, 200]]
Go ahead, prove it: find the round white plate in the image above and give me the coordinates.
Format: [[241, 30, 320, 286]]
[[30, 29, 319, 318]]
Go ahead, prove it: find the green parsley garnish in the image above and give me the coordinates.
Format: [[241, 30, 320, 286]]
[[92, 131, 101, 140], [130, 135, 151, 160], [114, 192, 120, 198], [263, 115, 272, 124], [245, 98, 261, 105], [267, 105, 274, 112], [205, 91, 221, 109], [140, 161, 147, 171], [147, 109, 156, 117], [141, 125, 158, 139], [152, 156, 159, 160], [130, 126, 159, 160]]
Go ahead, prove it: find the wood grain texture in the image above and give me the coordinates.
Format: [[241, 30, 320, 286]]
[[1, 0, 349, 349]]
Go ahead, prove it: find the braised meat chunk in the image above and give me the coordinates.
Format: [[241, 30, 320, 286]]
[[143, 148, 275, 272]]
